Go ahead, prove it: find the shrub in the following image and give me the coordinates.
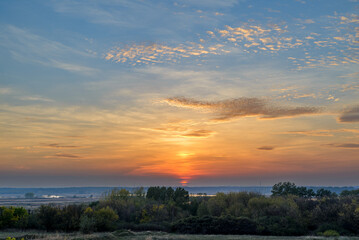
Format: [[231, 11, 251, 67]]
[[80, 215, 97, 234], [323, 229, 340, 237], [37, 205, 61, 231], [172, 215, 257, 234], [93, 206, 119, 232]]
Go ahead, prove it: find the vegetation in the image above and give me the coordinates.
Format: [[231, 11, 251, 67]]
[[2, 230, 359, 240], [0, 183, 359, 237]]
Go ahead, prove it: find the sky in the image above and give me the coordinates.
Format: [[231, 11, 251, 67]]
[[0, 0, 358, 187]]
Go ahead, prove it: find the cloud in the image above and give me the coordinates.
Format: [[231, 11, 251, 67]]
[[0, 25, 98, 75], [336, 143, 359, 148], [105, 42, 224, 66], [179, 0, 238, 8], [163, 97, 320, 121], [19, 96, 54, 102], [55, 153, 82, 158], [182, 130, 215, 138], [104, 21, 300, 66], [104, 9, 358, 69], [143, 123, 215, 138], [341, 84, 359, 92], [44, 153, 82, 159], [0, 88, 12, 94], [36, 143, 83, 149], [257, 146, 275, 150], [338, 106, 359, 123], [52, 0, 151, 27], [284, 129, 359, 137], [285, 130, 333, 137]]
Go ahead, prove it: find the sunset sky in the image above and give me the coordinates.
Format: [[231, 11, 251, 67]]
[[0, 0, 358, 187]]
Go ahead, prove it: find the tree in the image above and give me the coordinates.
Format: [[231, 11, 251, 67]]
[[58, 204, 84, 232], [104, 188, 130, 201], [271, 182, 314, 198], [132, 187, 145, 198], [271, 182, 298, 196], [340, 189, 359, 197], [0, 207, 16, 228], [316, 188, 336, 198], [146, 187, 161, 201], [13, 207, 29, 229], [166, 187, 175, 202], [174, 187, 189, 207]]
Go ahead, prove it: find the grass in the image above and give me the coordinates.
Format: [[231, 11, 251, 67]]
[[0, 231, 359, 240]]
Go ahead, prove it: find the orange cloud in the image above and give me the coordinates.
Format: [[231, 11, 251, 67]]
[[181, 130, 215, 138], [257, 146, 275, 150], [45, 153, 83, 159]]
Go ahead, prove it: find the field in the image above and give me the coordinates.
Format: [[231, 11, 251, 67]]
[[1, 231, 359, 240]]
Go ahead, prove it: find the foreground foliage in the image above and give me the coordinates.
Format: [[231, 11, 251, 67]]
[[0, 183, 359, 236], [1, 231, 359, 240]]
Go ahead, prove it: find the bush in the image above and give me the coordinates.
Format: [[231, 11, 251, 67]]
[[323, 229, 340, 237], [80, 215, 97, 233], [256, 215, 307, 236], [37, 205, 61, 231], [172, 215, 257, 234], [93, 206, 119, 232], [58, 204, 84, 231]]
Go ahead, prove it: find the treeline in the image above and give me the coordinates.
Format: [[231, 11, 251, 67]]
[[1, 183, 359, 236]]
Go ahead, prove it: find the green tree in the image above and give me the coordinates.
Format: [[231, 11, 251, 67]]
[[13, 207, 29, 229], [0, 207, 16, 228]]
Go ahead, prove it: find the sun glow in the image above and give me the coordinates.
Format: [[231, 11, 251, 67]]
[[177, 152, 194, 158], [180, 178, 190, 186]]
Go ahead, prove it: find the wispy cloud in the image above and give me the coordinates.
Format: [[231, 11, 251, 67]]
[[284, 128, 359, 136], [285, 130, 333, 137], [336, 143, 359, 148], [52, 153, 82, 159], [182, 130, 215, 138], [257, 146, 275, 150], [0, 88, 12, 94], [326, 143, 359, 148], [179, 0, 238, 8], [52, 0, 164, 27], [36, 143, 84, 149], [338, 106, 359, 123], [0, 25, 99, 75], [143, 121, 215, 139], [19, 96, 54, 102], [163, 97, 320, 121]]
